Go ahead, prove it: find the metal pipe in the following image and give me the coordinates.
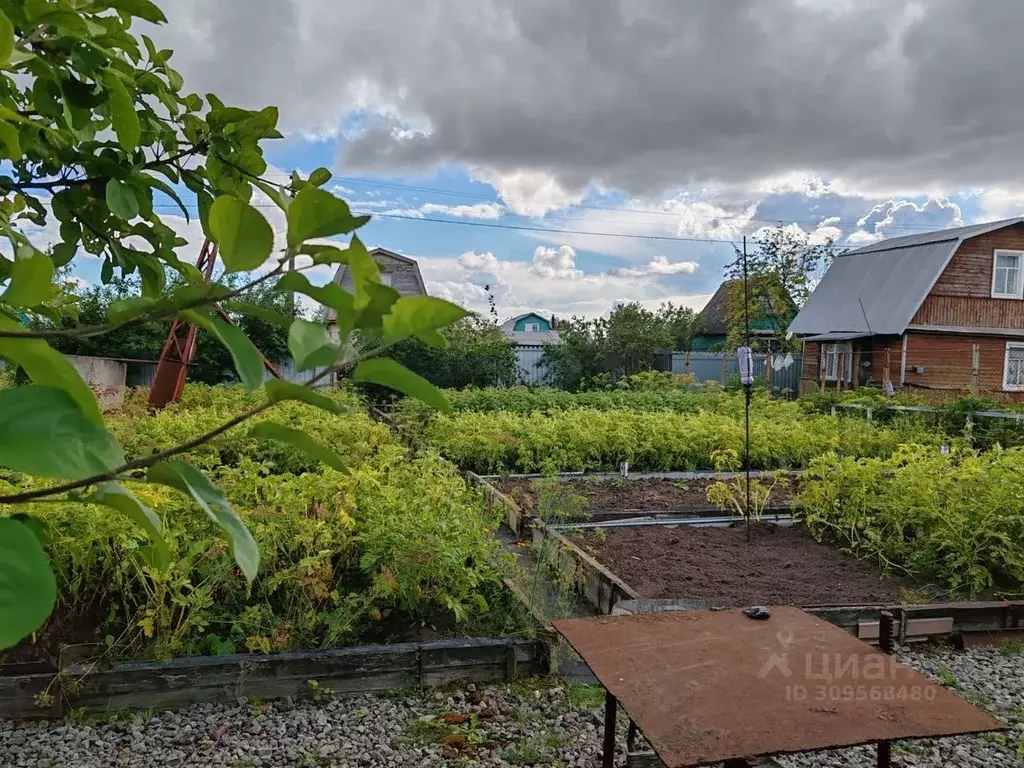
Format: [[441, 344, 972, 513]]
[[877, 610, 895, 767], [549, 513, 794, 531]]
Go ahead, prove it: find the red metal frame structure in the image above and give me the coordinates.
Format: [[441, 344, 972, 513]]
[[148, 239, 284, 410]]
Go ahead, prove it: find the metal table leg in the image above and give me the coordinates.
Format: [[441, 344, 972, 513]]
[[877, 740, 892, 767], [877, 610, 896, 768], [603, 690, 618, 768]]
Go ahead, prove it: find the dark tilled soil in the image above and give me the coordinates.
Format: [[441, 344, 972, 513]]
[[572, 523, 916, 607], [500, 477, 796, 518]]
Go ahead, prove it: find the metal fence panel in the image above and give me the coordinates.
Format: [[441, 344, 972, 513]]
[[515, 346, 552, 385], [666, 352, 802, 394], [125, 360, 332, 389]]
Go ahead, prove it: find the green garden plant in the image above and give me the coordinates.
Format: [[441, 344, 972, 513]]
[[0, 0, 468, 651]]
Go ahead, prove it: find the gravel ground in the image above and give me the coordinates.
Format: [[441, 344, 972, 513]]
[[1, 645, 1021, 767]]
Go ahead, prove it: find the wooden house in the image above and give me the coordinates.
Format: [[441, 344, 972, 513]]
[[788, 218, 1024, 399], [691, 279, 794, 351], [324, 247, 427, 336]]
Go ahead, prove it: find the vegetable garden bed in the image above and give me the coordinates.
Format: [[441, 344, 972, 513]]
[[568, 521, 922, 607], [499, 476, 797, 520]]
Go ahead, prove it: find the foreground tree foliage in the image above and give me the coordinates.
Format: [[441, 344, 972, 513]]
[[0, 0, 466, 649]]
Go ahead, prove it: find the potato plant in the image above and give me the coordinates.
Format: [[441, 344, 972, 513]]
[[799, 446, 1024, 595], [1, 387, 513, 660]]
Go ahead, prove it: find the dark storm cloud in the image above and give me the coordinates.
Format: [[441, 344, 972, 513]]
[[152, 0, 1024, 196]]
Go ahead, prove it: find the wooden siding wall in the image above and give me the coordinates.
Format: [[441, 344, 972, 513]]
[[337, 253, 425, 297], [905, 332, 1024, 401], [913, 224, 1024, 328]]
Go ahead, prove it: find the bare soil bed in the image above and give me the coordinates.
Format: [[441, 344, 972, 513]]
[[499, 477, 796, 519], [570, 522, 918, 606]]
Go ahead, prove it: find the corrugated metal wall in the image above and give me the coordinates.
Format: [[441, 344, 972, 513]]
[[665, 352, 803, 394], [515, 345, 553, 385], [126, 360, 333, 388]]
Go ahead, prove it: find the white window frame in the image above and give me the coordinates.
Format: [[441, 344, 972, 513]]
[[1003, 342, 1024, 391], [525, 322, 541, 332], [823, 342, 853, 382], [379, 272, 393, 288], [991, 249, 1024, 299]]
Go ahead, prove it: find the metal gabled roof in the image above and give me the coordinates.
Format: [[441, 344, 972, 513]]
[[788, 217, 1024, 337]]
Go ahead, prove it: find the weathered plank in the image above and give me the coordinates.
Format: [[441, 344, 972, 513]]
[[0, 637, 550, 719]]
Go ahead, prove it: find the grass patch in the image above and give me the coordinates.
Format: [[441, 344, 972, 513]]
[[998, 640, 1024, 657], [565, 682, 605, 710], [406, 717, 456, 745]]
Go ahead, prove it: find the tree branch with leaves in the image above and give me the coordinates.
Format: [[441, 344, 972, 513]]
[[0, 0, 468, 651]]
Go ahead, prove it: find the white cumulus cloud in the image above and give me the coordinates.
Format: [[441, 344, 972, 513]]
[[530, 245, 583, 279]]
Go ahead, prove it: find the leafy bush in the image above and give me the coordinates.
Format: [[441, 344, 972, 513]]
[[799, 446, 1024, 595], [0, 386, 513, 660], [420, 402, 943, 474]]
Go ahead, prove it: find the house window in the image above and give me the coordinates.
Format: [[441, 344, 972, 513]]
[[1004, 343, 1024, 391], [380, 272, 393, 287], [823, 343, 853, 382], [992, 250, 1024, 298], [525, 322, 541, 332]]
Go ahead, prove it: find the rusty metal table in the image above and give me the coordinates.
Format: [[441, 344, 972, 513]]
[[553, 606, 1004, 768]]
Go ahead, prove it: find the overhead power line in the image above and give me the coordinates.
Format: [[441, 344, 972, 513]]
[[330, 175, 965, 234]]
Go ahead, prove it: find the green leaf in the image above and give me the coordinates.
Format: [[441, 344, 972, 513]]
[[221, 300, 293, 329], [104, 73, 140, 153], [89, 482, 170, 570], [264, 379, 348, 413], [352, 358, 450, 411], [0, 11, 12, 67], [0, 387, 124, 479], [0, 119, 20, 160], [143, 173, 189, 220], [148, 461, 258, 582], [106, 178, 139, 221], [286, 188, 368, 247], [308, 167, 332, 187], [0, 11, 11, 67], [251, 178, 291, 212], [108, 296, 154, 324], [1, 246, 53, 308], [208, 196, 274, 273], [181, 309, 265, 389], [288, 318, 340, 371], [11, 514, 51, 547], [250, 422, 347, 471], [0, 317, 101, 424], [382, 296, 469, 344], [299, 244, 349, 265], [0, 518, 57, 650], [277, 271, 356, 337], [345, 236, 380, 309], [98, 0, 168, 23]]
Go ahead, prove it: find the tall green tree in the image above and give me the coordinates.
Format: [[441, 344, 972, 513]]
[[723, 226, 835, 350], [0, 0, 467, 651], [541, 302, 686, 390]]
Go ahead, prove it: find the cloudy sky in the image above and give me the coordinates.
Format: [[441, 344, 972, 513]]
[[71, 0, 1024, 319]]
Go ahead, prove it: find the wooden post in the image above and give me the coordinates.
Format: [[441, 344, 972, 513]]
[[836, 352, 844, 393], [819, 344, 826, 392], [883, 348, 891, 387], [971, 344, 980, 397]]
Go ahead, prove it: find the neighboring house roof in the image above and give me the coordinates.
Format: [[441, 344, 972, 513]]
[[500, 312, 550, 332], [788, 217, 1024, 337], [504, 329, 562, 345], [324, 247, 427, 323], [694, 279, 792, 336]]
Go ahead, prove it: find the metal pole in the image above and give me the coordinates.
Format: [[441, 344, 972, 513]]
[[602, 690, 617, 768], [743, 236, 752, 543]]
